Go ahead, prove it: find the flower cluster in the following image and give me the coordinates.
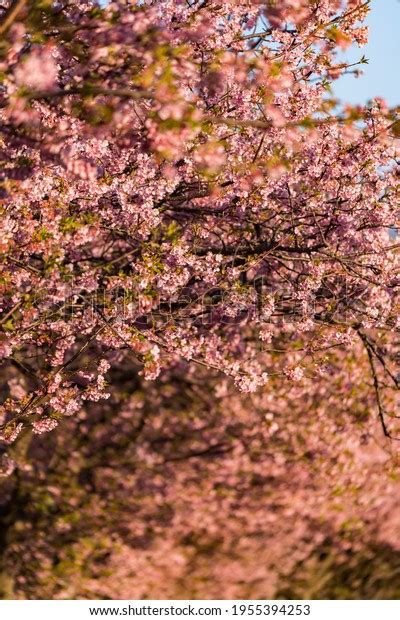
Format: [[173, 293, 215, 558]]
[[0, 1, 397, 452]]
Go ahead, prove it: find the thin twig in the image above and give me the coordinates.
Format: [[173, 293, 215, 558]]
[[0, 0, 27, 36]]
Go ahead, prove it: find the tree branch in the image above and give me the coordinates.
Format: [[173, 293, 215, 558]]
[[0, 0, 27, 36]]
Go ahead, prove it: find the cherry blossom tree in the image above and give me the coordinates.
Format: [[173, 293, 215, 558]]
[[0, 0, 399, 599], [1, 357, 400, 598]]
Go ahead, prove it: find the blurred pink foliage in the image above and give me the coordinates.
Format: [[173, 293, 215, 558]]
[[0, 0, 399, 599]]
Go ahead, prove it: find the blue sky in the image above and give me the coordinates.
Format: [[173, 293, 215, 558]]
[[334, 0, 400, 105]]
